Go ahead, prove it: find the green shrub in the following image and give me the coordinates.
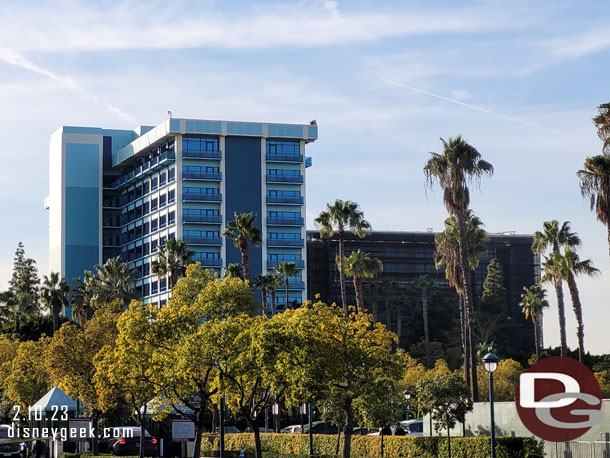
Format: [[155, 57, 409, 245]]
[[200, 433, 543, 458]]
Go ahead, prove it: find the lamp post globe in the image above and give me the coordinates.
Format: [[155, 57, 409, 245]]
[[482, 352, 500, 458]]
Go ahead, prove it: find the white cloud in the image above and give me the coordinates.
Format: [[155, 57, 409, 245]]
[[545, 29, 610, 59]]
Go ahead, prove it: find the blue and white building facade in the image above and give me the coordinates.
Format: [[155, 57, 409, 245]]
[[47, 118, 318, 312]]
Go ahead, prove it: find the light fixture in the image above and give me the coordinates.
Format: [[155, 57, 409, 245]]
[[483, 352, 499, 374]]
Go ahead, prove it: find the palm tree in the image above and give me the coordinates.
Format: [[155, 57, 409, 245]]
[[315, 200, 372, 315], [434, 210, 487, 397], [255, 273, 282, 316], [364, 281, 383, 321], [519, 285, 550, 361], [424, 136, 492, 401], [0, 290, 38, 333], [273, 262, 299, 312], [95, 257, 140, 306], [71, 270, 99, 325], [223, 212, 262, 285], [151, 238, 195, 289], [531, 220, 581, 356], [412, 275, 437, 368], [343, 250, 383, 313], [543, 249, 600, 362], [381, 279, 397, 332], [577, 155, 610, 261], [592, 102, 610, 154], [39, 272, 70, 331], [390, 295, 410, 348], [226, 263, 244, 279]]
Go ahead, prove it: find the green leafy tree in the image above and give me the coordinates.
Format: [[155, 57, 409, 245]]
[[519, 285, 550, 361], [532, 220, 581, 356], [5, 243, 40, 332], [274, 261, 299, 311], [542, 248, 600, 362], [94, 257, 140, 307], [476, 259, 507, 346], [412, 275, 437, 367], [416, 373, 472, 458], [424, 135, 493, 405], [151, 238, 195, 289], [223, 212, 262, 284], [577, 154, 610, 262], [315, 200, 372, 314], [343, 250, 383, 313], [282, 302, 402, 458], [47, 304, 120, 455], [434, 210, 487, 398], [39, 272, 70, 331]]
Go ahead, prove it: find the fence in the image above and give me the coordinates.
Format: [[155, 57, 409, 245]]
[[555, 441, 610, 458]]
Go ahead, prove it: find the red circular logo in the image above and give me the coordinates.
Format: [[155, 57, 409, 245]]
[[515, 356, 601, 442]]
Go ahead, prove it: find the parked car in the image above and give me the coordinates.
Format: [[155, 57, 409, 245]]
[[100, 426, 159, 456], [0, 425, 25, 458], [399, 419, 423, 436], [281, 425, 302, 434], [302, 421, 338, 435]]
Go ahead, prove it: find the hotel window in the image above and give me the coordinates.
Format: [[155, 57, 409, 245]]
[[168, 211, 175, 225], [160, 194, 167, 207], [168, 189, 175, 203], [160, 235, 167, 246], [143, 202, 150, 214], [151, 281, 158, 294], [160, 278, 167, 292], [143, 181, 150, 194], [160, 172, 166, 186], [266, 140, 300, 157], [151, 177, 158, 191], [143, 242, 150, 256], [142, 263, 150, 276], [183, 137, 219, 152], [151, 239, 158, 253], [160, 215, 167, 229], [168, 167, 175, 182], [151, 198, 158, 211], [151, 218, 158, 231], [142, 283, 150, 296]]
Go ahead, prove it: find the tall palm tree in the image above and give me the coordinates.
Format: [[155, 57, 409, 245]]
[[274, 262, 299, 311], [223, 212, 262, 285], [543, 249, 600, 362], [381, 279, 397, 332], [531, 220, 581, 356], [39, 272, 70, 331], [151, 238, 195, 289], [254, 273, 282, 316], [592, 102, 610, 154], [577, 155, 610, 261], [364, 281, 383, 321], [390, 295, 410, 348], [424, 136, 492, 401], [412, 274, 437, 368], [343, 250, 383, 313], [434, 210, 487, 397], [71, 270, 99, 325], [519, 285, 550, 361], [226, 263, 244, 279], [0, 290, 38, 333], [315, 200, 372, 315], [95, 257, 140, 306]]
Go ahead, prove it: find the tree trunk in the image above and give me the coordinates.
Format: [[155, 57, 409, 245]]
[[397, 311, 402, 348], [92, 410, 100, 456], [342, 399, 354, 458], [566, 272, 585, 362], [285, 278, 290, 310], [335, 429, 341, 456], [554, 278, 568, 356], [385, 297, 391, 332], [53, 311, 59, 332], [446, 413, 451, 458], [193, 421, 203, 458], [422, 289, 430, 367], [533, 316, 540, 361], [261, 289, 267, 316], [139, 413, 146, 458], [246, 416, 263, 458], [270, 289, 276, 316], [339, 231, 348, 315], [456, 212, 478, 401], [380, 430, 384, 458], [460, 295, 470, 396], [240, 241, 251, 285], [354, 277, 363, 313], [469, 321, 479, 402], [372, 297, 379, 321]]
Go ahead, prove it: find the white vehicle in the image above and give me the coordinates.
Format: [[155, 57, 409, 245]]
[[280, 425, 302, 434], [399, 419, 423, 436]]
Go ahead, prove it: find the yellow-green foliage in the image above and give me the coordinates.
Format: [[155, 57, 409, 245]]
[[200, 433, 544, 458]]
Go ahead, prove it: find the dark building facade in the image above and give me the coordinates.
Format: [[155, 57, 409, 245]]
[[306, 230, 541, 355]]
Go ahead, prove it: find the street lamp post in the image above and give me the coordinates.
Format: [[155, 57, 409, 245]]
[[483, 352, 500, 458], [403, 389, 412, 421], [308, 401, 313, 456]]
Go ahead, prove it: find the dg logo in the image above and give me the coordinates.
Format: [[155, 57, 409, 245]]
[[516, 356, 602, 442]]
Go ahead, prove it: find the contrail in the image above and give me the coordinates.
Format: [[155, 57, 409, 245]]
[[381, 78, 568, 137], [0, 47, 136, 122]]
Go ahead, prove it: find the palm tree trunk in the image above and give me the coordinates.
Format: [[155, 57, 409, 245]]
[[460, 294, 470, 396], [422, 289, 430, 368], [397, 311, 402, 348], [286, 278, 290, 309], [240, 241, 251, 285], [469, 320, 479, 402], [554, 279, 568, 356], [339, 231, 348, 315], [385, 297, 391, 332], [354, 277, 363, 313], [372, 297, 379, 321], [533, 316, 540, 361], [270, 289, 276, 316], [456, 211, 478, 401], [261, 289, 267, 316], [566, 272, 585, 362]]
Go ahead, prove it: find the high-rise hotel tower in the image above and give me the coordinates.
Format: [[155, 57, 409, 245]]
[[46, 118, 318, 313]]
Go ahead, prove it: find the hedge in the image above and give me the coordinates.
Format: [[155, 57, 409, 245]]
[[201, 433, 544, 458]]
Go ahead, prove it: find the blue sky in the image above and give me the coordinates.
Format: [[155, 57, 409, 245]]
[[0, 0, 609, 353]]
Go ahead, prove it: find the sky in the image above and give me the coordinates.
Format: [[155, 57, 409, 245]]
[[0, 0, 609, 354]]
